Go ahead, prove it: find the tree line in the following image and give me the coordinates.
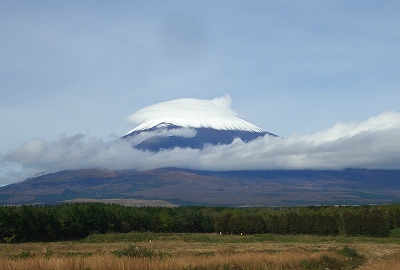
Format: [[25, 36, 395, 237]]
[[1, 203, 400, 242]]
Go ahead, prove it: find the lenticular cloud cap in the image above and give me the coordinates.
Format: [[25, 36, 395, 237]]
[[125, 95, 265, 134]]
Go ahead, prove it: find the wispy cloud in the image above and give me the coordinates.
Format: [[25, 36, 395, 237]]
[[125, 128, 197, 146], [1, 111, 399, 185]]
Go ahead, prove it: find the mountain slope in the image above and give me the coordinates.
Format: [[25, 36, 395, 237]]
[[1, 168, 400, 206], [123, 123, 276, 151]]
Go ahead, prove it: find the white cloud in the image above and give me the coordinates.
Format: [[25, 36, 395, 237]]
[[125, 94, 236, 126], [125, 127, 197, 146], [301, 111, 400, 143], [124, 95, 265, 133], [1, 110, 400, 185]]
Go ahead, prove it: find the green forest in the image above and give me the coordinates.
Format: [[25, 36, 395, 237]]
[[1, 203, 400, 242]]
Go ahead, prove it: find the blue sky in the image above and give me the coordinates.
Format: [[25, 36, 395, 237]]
[[1, 1, 399, 184]]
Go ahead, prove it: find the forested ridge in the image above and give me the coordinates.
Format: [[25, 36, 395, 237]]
[[1, 203, 400, 242]]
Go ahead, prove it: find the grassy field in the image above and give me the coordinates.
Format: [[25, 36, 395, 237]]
[[1, 233, 400, 269]]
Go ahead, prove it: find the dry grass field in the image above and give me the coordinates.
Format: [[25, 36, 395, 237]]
[[1, 233, 400, 269]]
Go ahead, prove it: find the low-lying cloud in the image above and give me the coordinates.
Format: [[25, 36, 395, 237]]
[[1, 111, 400, 185], [125, 127, 197, 146]]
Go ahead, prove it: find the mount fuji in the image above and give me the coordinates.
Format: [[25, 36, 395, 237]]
[[2, 96, 400, 206], [122, 96, 277, 151]]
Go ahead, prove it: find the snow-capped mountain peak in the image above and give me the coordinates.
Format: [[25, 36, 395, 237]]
[[123, 96, 276, 151]]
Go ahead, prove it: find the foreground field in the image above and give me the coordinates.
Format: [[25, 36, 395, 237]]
[[1, 233, 400, 269]]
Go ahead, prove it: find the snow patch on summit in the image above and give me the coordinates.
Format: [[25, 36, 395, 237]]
[[125, 95, 266, 135]]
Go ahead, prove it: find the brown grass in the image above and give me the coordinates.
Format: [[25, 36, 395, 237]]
[[0, 250, 346, 270], [1, 236, 400, 270], [358, 250, 400, 270]]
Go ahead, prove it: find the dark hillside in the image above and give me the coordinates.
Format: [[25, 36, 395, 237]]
[[1, 168, 400, 206]]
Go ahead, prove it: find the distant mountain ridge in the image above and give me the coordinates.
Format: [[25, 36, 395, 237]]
[[1, 168, 400, 206]]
